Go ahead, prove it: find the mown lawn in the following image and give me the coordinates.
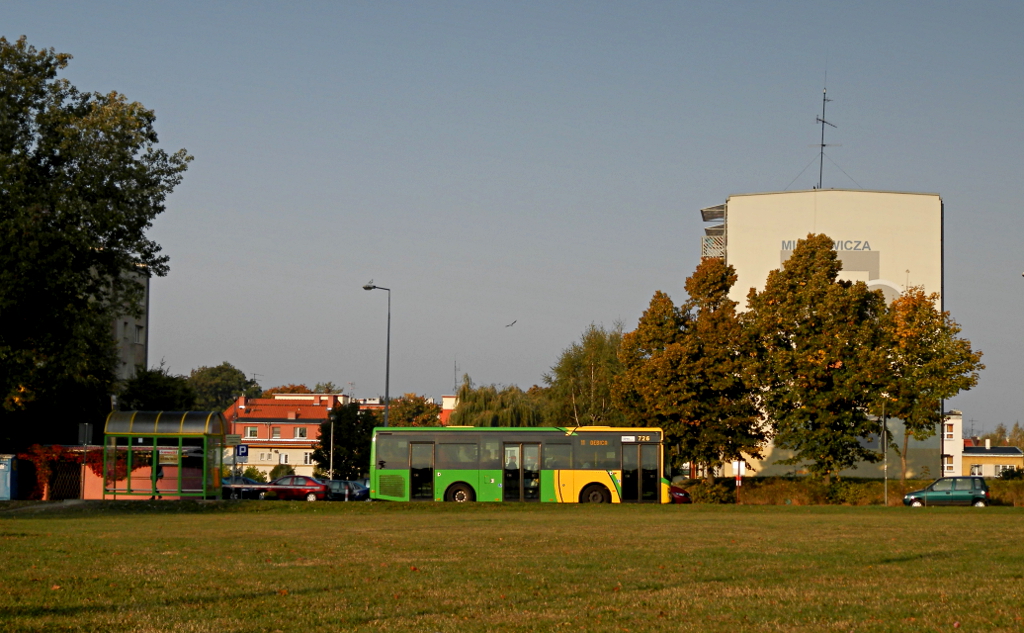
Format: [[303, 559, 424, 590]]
[[1, 501, 1022, 632]]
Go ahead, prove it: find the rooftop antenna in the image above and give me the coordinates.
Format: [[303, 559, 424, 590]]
[[453, 358, 459, 393], [816, 74, 837, 189]]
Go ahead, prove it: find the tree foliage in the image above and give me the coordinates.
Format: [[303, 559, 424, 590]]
[[0, 36, 191, 449], [187, 362, 261, 412], [387, 393, 441, 427], [241, 465, 268, 483], [614, 290, 687, 430], [311, 402, 375, 479], [313, 381, 342, 394], [262, 384, 312, 397], [614, 260, 764, 479], [875, 286, 984, 482], [448, 375, 545, 427], [744, 234, 888, 481], [119, 361, 196, 411], [268, 464, 295, 480], [1008, 422, 1024, 449], [543, 323, 626, 427]]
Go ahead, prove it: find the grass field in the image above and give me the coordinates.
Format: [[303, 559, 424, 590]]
[[1, 501, 1023, 632]]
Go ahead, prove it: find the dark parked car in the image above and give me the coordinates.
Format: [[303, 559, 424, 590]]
[[669, 485, 692, 504], [903, 476, 990, 507], [323, 480, 369, 501], [270, 475, 328, 501], [222, 476, 266, 500]]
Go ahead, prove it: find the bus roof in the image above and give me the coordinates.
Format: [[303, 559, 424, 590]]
[[372, 426, 664, 435]]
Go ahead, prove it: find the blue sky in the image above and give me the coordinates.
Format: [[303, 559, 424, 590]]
[[4, 2, 1023, 433]]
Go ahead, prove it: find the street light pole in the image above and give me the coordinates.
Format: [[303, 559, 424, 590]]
[[363, 282, 391, 427]]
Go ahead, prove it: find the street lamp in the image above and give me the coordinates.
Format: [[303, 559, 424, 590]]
[[363, 282, 390, 427]]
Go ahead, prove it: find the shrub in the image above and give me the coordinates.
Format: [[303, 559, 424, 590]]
[[689, 479, 736, 504], [999, 467, 1024, 481], [268, 464, 295, 480], [242, 466, 268, 483]]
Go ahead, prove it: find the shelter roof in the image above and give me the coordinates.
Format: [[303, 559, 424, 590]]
[[105, 411, 226, 436]]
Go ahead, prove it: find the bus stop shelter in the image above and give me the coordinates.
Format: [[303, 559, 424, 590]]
[[103, 411, 226, 499]]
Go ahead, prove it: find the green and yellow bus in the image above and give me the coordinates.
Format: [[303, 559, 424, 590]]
[[369, 426, 669, 503]]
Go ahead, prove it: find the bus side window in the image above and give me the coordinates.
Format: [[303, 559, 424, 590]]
[[480, 441, 501, 469], [544, 444, 571, 469], [437, 443, 479, 469], [376, 436, 409, 469]]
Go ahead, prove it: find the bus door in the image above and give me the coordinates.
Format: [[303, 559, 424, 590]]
[[410, 443, 434, 501], [622, 443, 660, 502], [503, 443, 541, 502]]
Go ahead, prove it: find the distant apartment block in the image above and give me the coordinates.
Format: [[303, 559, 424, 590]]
[[112, 274, 150, 381], [700, 189, 943, 307], [700, 189, 946, 478]]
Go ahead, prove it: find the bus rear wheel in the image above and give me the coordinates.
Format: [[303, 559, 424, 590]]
[[581, 485, 611, 504], [445, 483, 475, 503]]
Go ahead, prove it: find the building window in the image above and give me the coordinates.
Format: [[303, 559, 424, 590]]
[[294, 427, 307, 439], [970, 464, 982, 476], [280, 453, 289, 464], [271, 427, 281, 439], [134, 325, 144, 344], [245, 426, 258, 438], [995, 465, 1015, 476], [303, 452, 312, 465], [944, 456, 954, 472], [944, 423, 954, 440]]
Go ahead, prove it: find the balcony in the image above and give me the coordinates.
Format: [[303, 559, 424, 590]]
[[702, 235, 726, 259]]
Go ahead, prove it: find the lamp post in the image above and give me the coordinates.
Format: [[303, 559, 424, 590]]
[[363, 282, 391, 427]]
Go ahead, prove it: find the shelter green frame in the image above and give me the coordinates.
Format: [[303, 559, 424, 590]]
[[102, 411, 226, 499]]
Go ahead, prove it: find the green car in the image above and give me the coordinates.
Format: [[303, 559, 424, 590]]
[[903, 476, 990, 507]]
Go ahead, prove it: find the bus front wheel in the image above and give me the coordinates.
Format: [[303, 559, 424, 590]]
[[445, 483, 475, 503], [581, 485, 611, 504]]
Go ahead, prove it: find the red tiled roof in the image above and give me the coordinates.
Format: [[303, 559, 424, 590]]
[[223, 398, 334, 422]]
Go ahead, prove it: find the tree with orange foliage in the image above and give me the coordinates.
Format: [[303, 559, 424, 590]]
[[613, 260, 764, 482], [876, 286, 984, 483], [386, 393, 442, 427]]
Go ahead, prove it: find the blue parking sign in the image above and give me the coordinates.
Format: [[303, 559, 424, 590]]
[[235, 445, 249, 457]]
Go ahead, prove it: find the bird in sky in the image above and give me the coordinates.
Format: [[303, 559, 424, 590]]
[[506, 320, 517, 327]]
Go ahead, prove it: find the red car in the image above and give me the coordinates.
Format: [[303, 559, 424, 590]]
[[269, 475, 328, 501], [669, 485, 692, 504]]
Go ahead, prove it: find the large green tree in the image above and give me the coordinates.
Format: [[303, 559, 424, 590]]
[[877, 286, 983, 482], [312, 402, 376, 479], [187, 362, 261, 412], [744, 234, 888, 482], [119, 362, 196, 411], [448, 375, 545, 427], [543, 323, 626, 427], [0, 37, 191, 450]]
